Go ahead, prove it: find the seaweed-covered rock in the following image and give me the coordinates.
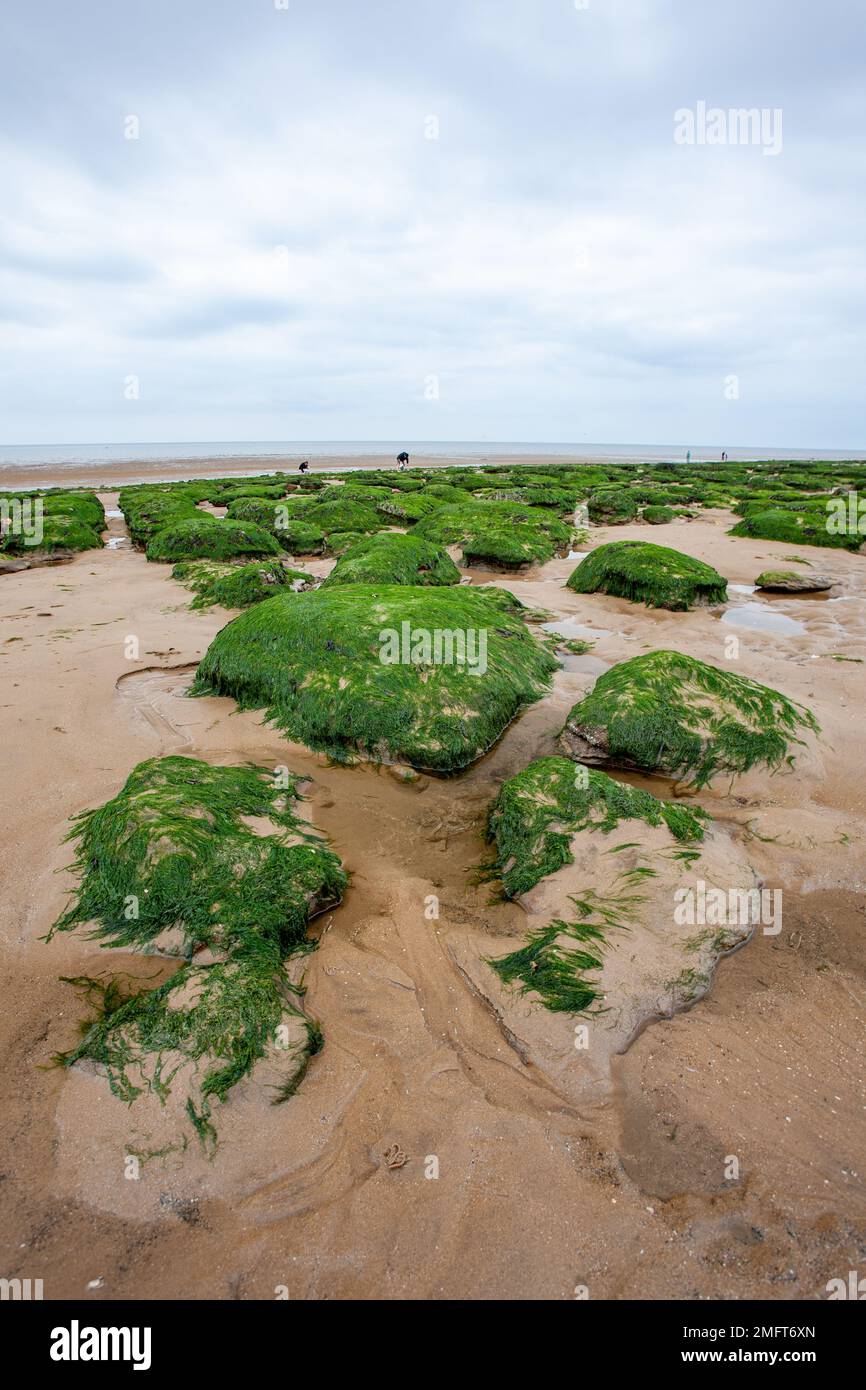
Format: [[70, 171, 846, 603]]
[[486, 755, 708, 900], [145, 515, 282, 563], [420, 483, 470, 504], [416, 501, 569, 567], [278, 519, 326, 555], [586, 489, 639, 524], [754, 570, 834, 592], [300, 497, 383, 536], [49, 756, 346, 1139], [321, 533, 460, 588], [172, 558, 313, 609], [559, 650, 819, 788], [448, 754, 760, 1097], [375, 493, 443, 525], [418, 500, 569, 545], [461, 524, 556, 569], [729, 507, 860, 551], [0, 490, 105, 554], [118, 485, 199, 548], [192, 585, 558, 770], [224, 495, 298, 533], [641, 504, 675, 524], [323, 530, 366, 557], [566, 540, 727, 610]]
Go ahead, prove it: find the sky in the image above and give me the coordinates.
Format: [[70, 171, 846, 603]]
[[1, 0, 864, 449]]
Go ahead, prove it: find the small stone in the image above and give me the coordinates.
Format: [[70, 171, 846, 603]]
[[755, 571, 834, 592]]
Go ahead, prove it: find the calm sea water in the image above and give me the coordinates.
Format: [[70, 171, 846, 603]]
[[0, 440, 862, 473]]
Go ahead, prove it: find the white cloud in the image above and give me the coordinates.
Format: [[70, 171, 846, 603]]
[[0, 0, 863, 447]]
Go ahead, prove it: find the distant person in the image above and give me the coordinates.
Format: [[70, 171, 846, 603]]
[[298, 460, 309, 473], [686, 450, 691, 464], [397, 451, 409, 471], [721, 450, 728, 461]]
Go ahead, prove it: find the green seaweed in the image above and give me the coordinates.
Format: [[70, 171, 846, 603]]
[[485, 755, 707, 899], [0, 489, 105, 554], [191, 584, 558, 770], [321, 533, 460, 587], [171, 558, 312, 609], [48, 756, 346, 1137], [562, 650, 819, 788], [729, 507, 860, 551], [566, 540, 727, 610], [145, 515, 282, 563]]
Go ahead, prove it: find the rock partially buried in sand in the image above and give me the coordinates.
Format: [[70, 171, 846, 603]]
[[191, 584, 558, 771], [320, 533, 460, 588], [48, 755, 346, 1142], [0, 549, 76, 573], [729, 507, 861, 551], [171, 557, 313, 609], [415, 500, 571, 569], [145, 514, 282, 563], [0, 490, 105, 556], [559, 650, 819, 789], [754, 570, 835, 592], [485, 754, 709, 901], [566, 540, 727, 611], [449, 755, 760, 1100]]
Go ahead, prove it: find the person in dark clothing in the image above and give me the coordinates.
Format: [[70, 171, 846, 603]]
[[298, 460, 309, 473], [396, 451, 409, 471]]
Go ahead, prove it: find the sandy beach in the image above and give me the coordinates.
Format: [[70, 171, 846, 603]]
[[1, 480, 864, 1301], [0, 451, 672, 494]]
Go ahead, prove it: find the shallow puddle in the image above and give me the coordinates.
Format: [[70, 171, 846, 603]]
[[559, 652, 611, 675], [721, 603, 806, 637], [541, 617, 613, 641]]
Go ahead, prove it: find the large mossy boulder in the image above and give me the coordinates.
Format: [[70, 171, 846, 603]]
[[566, 540, 727, 610], [48, 756, 347, 1140], [321, 533, 460, 588], [145, 515, 282, 563], [559, 650, 819, 788], [191, 585, 558, 770]]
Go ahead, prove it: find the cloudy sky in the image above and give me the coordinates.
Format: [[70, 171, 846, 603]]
[[1, 0, 863, 448]]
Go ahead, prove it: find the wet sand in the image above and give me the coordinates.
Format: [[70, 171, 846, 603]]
[[1, 500, 864, 1300], [4, 451, 659, 492]]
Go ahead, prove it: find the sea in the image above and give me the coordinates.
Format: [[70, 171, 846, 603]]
[[0, 440, 862, 489]]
